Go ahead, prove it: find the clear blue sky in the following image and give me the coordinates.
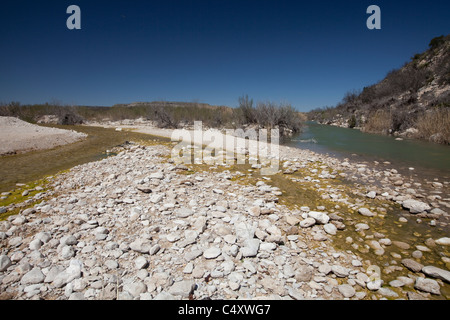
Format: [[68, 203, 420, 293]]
[[1, 0, 449, 111]]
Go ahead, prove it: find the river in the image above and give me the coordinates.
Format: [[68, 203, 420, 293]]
[[283, 122, 450, 180]]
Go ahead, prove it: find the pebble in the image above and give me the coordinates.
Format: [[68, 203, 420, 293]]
[[414, 277, 441, 295], [355, 223, 369, 231], [168, 280, 196, 298], [0, 255, 12, 272], [393, 241, 410, 250], [123, 281, 147, 298], [397, 276, 415, 286], [331, 265, 349, 278], [176, 207, 194, 218], [401, 199, 431, 214], [401, 259, 424, 273], [421, 266, 450, 283], [149, 244, 161, 255], [318, 263, 332, 275], [366, 191, 377, 199], [300, 217, 316, 228], [435, 237, 450, 246], [323, 223, 337, 235], [60, 235, 78, 246], [240, 239, 260, 257], [358, 208, 375, 217], [338, 284, 356, 298], [203, 247, 222, 259], [135, 256, 149, 269], [378, 287, 398, 298], [308, 211, 330, 224], [351, 260, 362, 267], [367, 279, 382, 291], [20, 268, 45, 285], [389, 280, 405, 287], [53, 260, 82, 288]]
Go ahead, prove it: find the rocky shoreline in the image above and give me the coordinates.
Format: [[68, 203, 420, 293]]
[[0, 133, 449, 300]]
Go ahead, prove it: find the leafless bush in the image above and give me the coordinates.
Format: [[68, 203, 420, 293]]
[[254, 102, 280, 129], [0, 101, 22, 117], [235, 95, 256, 124], [152, 105, 179, 129], [234, 96, 303, 136], [53, 106, 84, 125]]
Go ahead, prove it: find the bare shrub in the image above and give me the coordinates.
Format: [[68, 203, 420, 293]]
[[53, 106, 84, 125], [254, 101, 279, 129], [234, 96, 303, 136], [236, 95, 256, 124], [0, 101, 22, 117], [152, 106, 179, 129], [275, 103, 303, 134]]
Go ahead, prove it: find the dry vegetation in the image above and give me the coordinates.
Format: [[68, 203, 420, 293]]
[[414, 107, 450, 144], [0, 96, 304, 138]]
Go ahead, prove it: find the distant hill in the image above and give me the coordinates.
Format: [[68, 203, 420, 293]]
[[113, 101, 229, 110], [308, 35, 450, 144]]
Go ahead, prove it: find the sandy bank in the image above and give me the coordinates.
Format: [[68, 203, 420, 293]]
[[0, 117, 87, 156]]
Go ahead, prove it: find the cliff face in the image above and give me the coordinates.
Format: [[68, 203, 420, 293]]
[[309, 35, 450, 144]]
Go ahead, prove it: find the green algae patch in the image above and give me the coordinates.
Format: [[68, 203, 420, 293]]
[[0, 180, 47, 207], [0, 178, 52, 221]]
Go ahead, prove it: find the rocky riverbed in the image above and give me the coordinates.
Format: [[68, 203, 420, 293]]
[[0, 136, 449, 300]]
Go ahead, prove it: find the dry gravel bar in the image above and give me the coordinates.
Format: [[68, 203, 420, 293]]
[[1, 138, 449, 300]]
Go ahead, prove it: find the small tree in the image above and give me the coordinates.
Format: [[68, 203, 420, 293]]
[[348, 115, 357, 128]]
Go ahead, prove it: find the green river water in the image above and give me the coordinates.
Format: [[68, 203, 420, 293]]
[[283, 122, 450, 180]]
